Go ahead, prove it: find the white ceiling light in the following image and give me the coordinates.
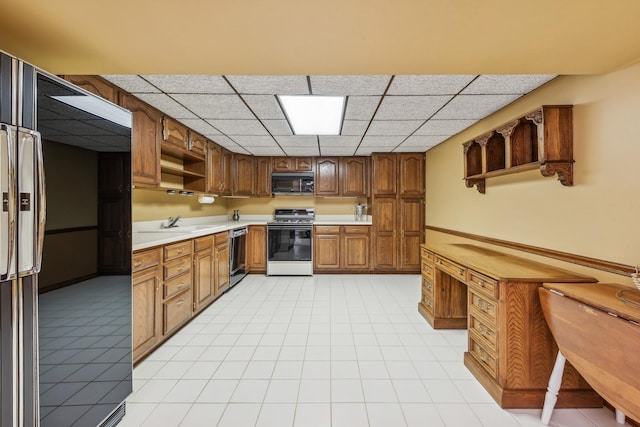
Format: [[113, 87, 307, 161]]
[[278, 95, 345, 135], [51, 95, 132, 128]]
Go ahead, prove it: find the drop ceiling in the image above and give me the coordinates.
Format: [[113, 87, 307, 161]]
[[101, 74, 554, 156]]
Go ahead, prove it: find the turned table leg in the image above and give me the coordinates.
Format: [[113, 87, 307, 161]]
[[541, 351, 567, 425]]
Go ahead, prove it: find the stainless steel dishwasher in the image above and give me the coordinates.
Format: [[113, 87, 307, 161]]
[[229, 227, 248, 287]]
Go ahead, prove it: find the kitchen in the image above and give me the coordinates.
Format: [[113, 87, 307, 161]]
[[1, 1, 640, 426]]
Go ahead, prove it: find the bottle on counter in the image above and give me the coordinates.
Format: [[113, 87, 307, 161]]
[[232, 209, 240, 221]]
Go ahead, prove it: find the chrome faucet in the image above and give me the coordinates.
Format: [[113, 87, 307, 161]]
[[165, 216, 181, 228]]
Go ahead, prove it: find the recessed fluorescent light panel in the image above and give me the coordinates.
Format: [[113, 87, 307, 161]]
[[51, 95, 132, 128], [278, 95, 345, 135]]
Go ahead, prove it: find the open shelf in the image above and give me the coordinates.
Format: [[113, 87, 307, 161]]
[[463, 105, 574, 194]]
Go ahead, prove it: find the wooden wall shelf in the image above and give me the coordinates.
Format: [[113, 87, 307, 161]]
[[463, 105, 574, 194]]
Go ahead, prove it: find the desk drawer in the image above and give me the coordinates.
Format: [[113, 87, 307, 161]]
[[194, 235, 214, 252], [435, 256, 466, 281], [343, 225, 369, 234], [164, 255, 191, 280], [421, 261, 434, 280], [469, 290, 497, 324], [469, 333, 498, 379], [421, 293, 434, 314], [421, 246, 435, 263], [469, 310, 498, 352], [164, 272, 192, 299], [163, 289, 192, 335], [467, 270, 497, 299], [315, 225, 340, 234], [164, 241, 192, 261], [422, 276, 434, 297], [132, 248, 161, 273]]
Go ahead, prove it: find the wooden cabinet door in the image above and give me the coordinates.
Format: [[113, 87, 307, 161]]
[[162, 116, 189, 151], [62, 75, 119, 103], [232, 154, 256, 196], [314, 233, 340, 269], [342, 233, 370, 270], [272, 157, 293, 171], [119, 93, 161, 187], [133, 265, 162, 362], [315, 157, 340, 196], [371, 153, 397, 195], [207, 142, 223, 193], [193, 237, 215, 313], [341, 157, 368, 197], [222, 149, 233, 195], [372, 197, 397, 270], [294, 157, 313, 171], [215, 242, 230, 295], [398, 198, 424, 271], [399, 153, 425, 197], [256, 157, 272, 197], [188, 131, 207, 158], [247, 226, 267, 272]]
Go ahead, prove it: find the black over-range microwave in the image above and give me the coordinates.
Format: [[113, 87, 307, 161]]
[[272, 172, 314, 195]]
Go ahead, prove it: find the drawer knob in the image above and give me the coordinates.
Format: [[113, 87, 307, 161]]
[[133, 260, 143, 268], [478, 279, 484, 286], [177, 265, 184, 272], [458, 268, 464, 275], [177, 248, 184, 254]]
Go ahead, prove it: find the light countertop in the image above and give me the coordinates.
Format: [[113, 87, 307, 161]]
[[133, 215, 372, 251]]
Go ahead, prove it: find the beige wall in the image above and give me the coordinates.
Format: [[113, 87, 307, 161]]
[[227, 196, 369, 216], [132, 189, 229, 221], [425, 61, 640, 287]]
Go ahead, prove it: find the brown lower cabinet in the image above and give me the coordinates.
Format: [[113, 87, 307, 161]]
[[246, 225, 266, 273], [132, 230, 230, 363], [314, 225, 370, 272]]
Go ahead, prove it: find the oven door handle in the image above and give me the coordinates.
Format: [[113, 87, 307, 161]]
[[268, 226, 312, 231]]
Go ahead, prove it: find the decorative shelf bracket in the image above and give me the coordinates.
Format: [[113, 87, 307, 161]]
[[465, 178, 486, 194], [540, 162, 574, 187]]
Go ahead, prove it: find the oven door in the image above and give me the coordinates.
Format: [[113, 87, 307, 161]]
[[267, 226, 312, 262]]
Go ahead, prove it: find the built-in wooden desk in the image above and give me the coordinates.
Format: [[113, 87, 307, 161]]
[[419, 243, 602, 408]]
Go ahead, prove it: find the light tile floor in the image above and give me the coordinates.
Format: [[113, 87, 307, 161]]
[[121, 274, 630, 427]]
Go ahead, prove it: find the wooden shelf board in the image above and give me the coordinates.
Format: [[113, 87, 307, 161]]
[[161, 165, 206, 178], [466, 162, 540, 180]]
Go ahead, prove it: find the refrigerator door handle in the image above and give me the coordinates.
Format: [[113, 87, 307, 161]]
[[34, 130, 45, 273], [17, 128, 38, 276], [0, 123, 17, 281]]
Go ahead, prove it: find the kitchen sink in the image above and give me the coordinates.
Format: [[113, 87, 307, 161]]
[[138, 224, 227, 233]]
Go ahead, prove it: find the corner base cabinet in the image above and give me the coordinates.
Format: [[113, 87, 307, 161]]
[[418, 243, 602, 409]]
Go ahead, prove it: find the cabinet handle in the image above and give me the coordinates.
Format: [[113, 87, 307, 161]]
[[177, 283, 185, 290], [177, 264, 184, 272], [133, 260, 143, 268], [478, 279, 484, 287], [479, 325, 491, 338], [458, 268, 464, 275], [177, 248, 184, 254], [176, 299, 184, 306]]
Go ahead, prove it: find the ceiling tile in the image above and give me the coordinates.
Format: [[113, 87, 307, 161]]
[[226, 76, 309, 95], [172, 94, 253, 119], [320, 147, 357, 156], [310, 76, 391, 95], [366, 120, 422, 136], [142, 75, 234, 93], [374, 96, 450, 120], [208, 134, 241, 148], [242, 95, 285, 119], [355, 147, 374, 156], [344, 96, 381, 120], [242, 146, 285, 156], [274, 135, 318, 147], [177, 118, 222, 135], [414, 119, 478, 135], [319, 136, 361, 146], [101, 75, 160, 93], [388, 75, 476, 95], [206, 119, 268, 135], [360, 136, 405, 146], [282, 146, 320, 156], [231, 135, 277, 146], [261, 120, 292, 136], [461, 75, 556, 95], [341, 120, 369, 136], [135, 93, 198, 119], [432, 94, 521, 119], [401, 135, 448, 146]]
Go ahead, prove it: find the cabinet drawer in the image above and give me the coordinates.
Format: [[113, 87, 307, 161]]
[[469, 333, 498, 379], [467, 270, 497, 298], [163, 289, 192, 335], [164, 241, 192, 261], [214, 232, 228, 246], [342, 225, 368, 234], [469, 311, 498, 353], [315, 225, 340, 234], [421, 260, 434, 280], [420, 246, 435, 263], [421, 293, 434, 314], [422, 276, 434, 297], [194, 236, 214, 252], [164, 256, 191, 280], [132, 248, 161, 273], [469, 290, 497, 324], [163, 272, 192, 299], [435, 256, 466, 281]]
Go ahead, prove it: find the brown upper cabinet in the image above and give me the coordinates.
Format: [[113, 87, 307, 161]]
[[188, 131, 207, 158], [399, 153, 425, 197], [61, 75, 120, 104], [232, 153, 257, 196], [463, 105, 574, 194], [371, 153, 397, 196], [119, 92, 161, 188], [315, 157, 368, 197], [272, 157, 313, 172], [256, 157, 272, 197], [162, 117, 189, 151]]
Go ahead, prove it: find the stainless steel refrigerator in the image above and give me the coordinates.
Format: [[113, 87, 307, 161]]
[[1, 51, 133, 427]]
